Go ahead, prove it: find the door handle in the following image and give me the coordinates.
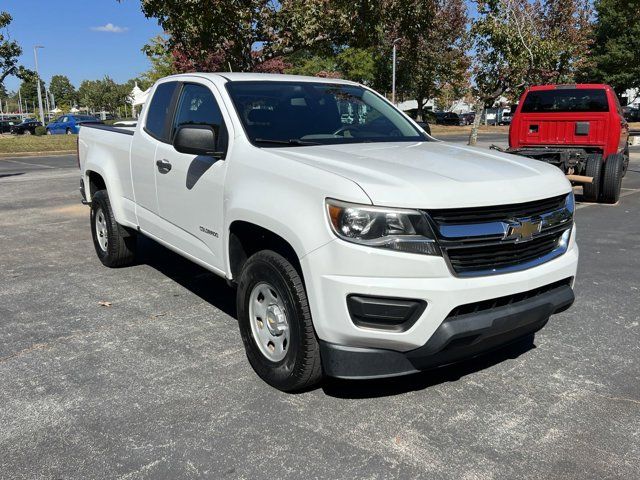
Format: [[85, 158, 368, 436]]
[[156, 159, 172, 173]]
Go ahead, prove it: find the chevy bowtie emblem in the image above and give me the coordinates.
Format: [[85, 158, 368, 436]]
[[507, 220, 542, 241]]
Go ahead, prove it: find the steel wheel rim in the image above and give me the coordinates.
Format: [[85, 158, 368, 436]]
[[95, 207, 108, 252], [248, 282, 290, 362]]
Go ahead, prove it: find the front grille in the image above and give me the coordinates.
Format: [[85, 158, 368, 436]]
[[429, 194, 567, 225], [446, 232, 564, 274], [447, 278, 573, 319], [425, 194, 573, 277]]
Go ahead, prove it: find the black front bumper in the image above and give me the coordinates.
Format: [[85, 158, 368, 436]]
[[320, 282, 575, 380]]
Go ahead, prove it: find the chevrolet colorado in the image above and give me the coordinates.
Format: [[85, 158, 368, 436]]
[[78, 73, 578, 391]]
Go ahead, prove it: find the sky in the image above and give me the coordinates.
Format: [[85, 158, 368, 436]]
[[2, 0, 162, 92], [1, 0, 481, 94]]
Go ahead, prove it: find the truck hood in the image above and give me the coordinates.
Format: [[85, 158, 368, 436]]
[[274, 141, 571, 208]]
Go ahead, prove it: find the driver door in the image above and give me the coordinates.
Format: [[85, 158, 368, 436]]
[[153, 81, 230, 272]]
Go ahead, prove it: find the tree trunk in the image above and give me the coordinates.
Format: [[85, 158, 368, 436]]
[[468, 100, 485, 146], [416, 98, 425, 122]]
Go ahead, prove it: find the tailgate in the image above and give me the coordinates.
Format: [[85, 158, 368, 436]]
[[514, 112, 609, 147]]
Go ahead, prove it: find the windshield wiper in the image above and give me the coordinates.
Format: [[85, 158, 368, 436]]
[[254, 138, 321, 146]]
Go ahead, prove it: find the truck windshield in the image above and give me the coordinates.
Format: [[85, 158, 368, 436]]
[[521, 88, 609, 113], [225, 81, 428, 146]]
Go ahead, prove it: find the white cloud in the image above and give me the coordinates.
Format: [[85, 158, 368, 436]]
[[91, 23, 128, 33]]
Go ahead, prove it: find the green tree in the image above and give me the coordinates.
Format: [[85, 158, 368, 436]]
[[285, 52, 340, 77], [19, 72, 46, 106], [468, 0, 591, 144], [380, 0, 469, 120], [126, 0, 351, 72], [336, 48, 377, 85], [49, 75, 76, 106], [140, 35, 177, 85], [0, 12, 29, 85], [579, 0, 640, 96], [78, 77, 131, 113]]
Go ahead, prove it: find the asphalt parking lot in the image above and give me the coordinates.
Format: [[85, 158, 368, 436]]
[[1, 139, 639, 479]]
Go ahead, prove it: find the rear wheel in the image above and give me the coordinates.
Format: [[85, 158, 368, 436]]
[[236, 250, 322, 392], [46, 129, 52, 135], [66, 128, 72, 135], [600, 153, 625, 204], [582, 153, 602, 203], [90, 190, 137, 267], [24, 129, 32, 136]]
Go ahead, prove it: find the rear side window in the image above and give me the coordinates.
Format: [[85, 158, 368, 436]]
[[145, 81, 178, 140], [521, 89, 609, 113]]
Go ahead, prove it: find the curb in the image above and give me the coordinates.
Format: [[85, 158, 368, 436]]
[[0, 150, 76, 159]]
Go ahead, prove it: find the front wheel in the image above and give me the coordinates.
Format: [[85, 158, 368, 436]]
[[66, 128, 72, 135], [90, 190, 137, 267], [46, 129, 52, 135], [236, 250, 322, 392]]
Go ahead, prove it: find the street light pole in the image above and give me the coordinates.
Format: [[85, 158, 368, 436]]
[[392, 38, 401, 105], [34, 45, 45, 126]]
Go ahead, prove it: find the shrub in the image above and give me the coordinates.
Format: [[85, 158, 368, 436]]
[[34, 126, 47, 136]]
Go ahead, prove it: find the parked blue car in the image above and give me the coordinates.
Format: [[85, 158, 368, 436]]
[[46, 114, 103, 135]]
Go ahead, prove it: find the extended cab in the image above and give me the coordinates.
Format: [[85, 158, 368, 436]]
[[508, 84, 629, 203], [79, 73, 578, 391]]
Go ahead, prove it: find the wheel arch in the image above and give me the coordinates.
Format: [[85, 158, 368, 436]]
[[86, 170, 107, 199], [82, 164, 131, 227], [227, 220, 303, 283]]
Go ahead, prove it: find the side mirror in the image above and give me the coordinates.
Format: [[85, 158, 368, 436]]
[[173, 125, 225, 158]]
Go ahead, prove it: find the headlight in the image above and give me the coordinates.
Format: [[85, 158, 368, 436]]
[[325, 199, 441, 255], [565, 191, 575, 213]]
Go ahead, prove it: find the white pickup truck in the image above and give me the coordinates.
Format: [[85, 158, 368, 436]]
[[79, 73, 578, 391]]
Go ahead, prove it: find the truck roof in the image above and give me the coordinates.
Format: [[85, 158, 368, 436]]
[[163, 72, 359, 85], [526, 83, 611, 91]]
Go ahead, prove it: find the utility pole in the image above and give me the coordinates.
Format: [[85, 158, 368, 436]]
[[392, 38, 401, 105], [18, 88, 23, 117], [34, 45, 45, 125]]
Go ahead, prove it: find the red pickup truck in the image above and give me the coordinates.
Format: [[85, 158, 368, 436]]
[[508, 84, 629, 203]]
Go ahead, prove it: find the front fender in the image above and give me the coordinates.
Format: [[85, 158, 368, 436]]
[[222, 145, 370, 278]]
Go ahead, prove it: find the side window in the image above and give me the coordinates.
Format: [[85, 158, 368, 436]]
[[145, 81, 178, 141], [62, 117, 69, 123], [173, 83, 227, 149]]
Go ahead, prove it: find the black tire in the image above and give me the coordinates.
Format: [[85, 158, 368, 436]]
[[582, 153, 603, 202], [66, 128, 72, 135], [90, 190, 137, 267], [236, 250, 322, 392], [46, 129, 52, 135], [23, 129, 32, 136], [600, 153, 625, 204]]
